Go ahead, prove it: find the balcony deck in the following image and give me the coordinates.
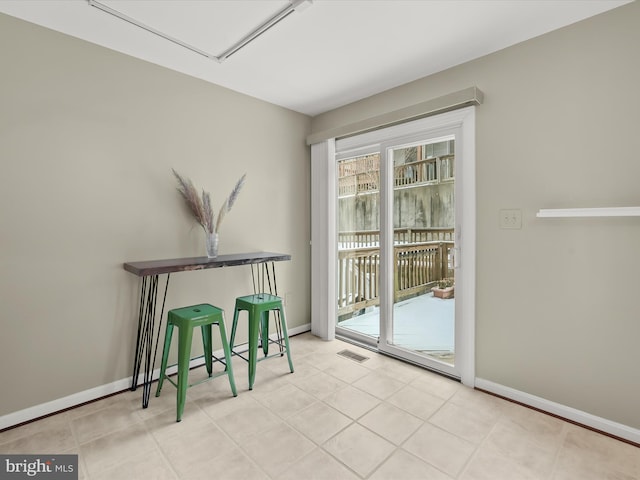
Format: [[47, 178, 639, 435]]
[[338, 291, 454, 361]]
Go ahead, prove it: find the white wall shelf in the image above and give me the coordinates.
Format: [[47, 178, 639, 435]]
[[536, 207, 640, 218]]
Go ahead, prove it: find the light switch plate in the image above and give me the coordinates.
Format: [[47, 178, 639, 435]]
[[500, 209, 522, 229]]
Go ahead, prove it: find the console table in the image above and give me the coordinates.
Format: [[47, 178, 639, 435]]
[[123, 252, 291, 408]]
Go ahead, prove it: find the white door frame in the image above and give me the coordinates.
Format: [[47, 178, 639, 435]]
[[311, 107, 476, 387]]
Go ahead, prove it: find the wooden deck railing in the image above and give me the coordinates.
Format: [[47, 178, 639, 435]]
[[338, 228, 454, 249], [338, 155, 454, 197], [337, 241, 454, 316], [338, 170, 380, 197], [337, 246, 380, 316], [338, 154, 380, 197]]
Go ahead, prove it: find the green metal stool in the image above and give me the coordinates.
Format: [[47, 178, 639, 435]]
[[156, 304, 237, 422], [229, 294, 294, 390]]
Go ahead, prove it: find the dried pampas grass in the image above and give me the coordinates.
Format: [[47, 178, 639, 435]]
[[172, 169, 246, 234]]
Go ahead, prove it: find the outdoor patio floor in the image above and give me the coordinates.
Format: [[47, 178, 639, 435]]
[[338, 293, 455, 355]]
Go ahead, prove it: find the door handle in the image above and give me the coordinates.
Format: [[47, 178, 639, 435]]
[[451, 247, 460, 269]]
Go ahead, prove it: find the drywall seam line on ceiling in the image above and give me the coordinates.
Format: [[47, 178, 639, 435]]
[[87, 0, 312, 63]]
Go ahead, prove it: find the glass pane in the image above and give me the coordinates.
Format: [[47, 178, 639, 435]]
[[336, 153, 381, 339], [391, 139, 455, 365]]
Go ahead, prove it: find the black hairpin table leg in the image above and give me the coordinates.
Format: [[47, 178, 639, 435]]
[[130, 273, 170, 408]]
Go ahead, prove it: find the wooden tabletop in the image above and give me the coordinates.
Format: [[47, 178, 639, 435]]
[[123, 252, 291, 277]]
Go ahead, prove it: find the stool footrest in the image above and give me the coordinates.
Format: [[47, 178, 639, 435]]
[[161, 353, 230, 373], [231, 337, 286, 360], [231, 349, 289, 364], [162, 369, 232, 390]]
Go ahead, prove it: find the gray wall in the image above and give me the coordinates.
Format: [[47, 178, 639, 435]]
[[0, 14, 311, 417], [314, 2, 640, 430]]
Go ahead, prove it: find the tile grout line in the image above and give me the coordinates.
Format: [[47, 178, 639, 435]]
[[195, 392, 289, 480], [138, 410, 182, 480], [546, 421, 571, 480], [312, 355, 443, 478], [65, 412, 92, 480], [453, 406, 503, 479]]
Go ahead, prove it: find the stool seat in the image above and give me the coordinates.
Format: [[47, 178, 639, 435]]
[[230, 294, 294, 390], [156, 304, 237, 422], [236, 293, 282, 309]]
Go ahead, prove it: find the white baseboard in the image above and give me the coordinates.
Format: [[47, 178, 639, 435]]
[[475, 378, 640, 445], [0, 323, 311, 431]]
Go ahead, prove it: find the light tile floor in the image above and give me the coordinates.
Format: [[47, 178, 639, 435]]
[[1, 333, 638, 479]]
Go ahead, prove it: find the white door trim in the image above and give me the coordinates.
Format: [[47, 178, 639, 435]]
[[310, 140, 337, 340], [457, 107, 476, 387]]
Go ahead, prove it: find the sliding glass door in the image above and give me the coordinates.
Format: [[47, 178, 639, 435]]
[[336, 149, 382, 346], [379, 137, 458, 377], [334, 110, 473, 380]]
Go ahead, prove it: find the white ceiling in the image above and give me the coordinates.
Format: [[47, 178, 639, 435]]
[[0, 0, 631, 116]]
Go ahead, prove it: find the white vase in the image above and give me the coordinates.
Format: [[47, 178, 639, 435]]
[[205, 231, 219, 259]]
